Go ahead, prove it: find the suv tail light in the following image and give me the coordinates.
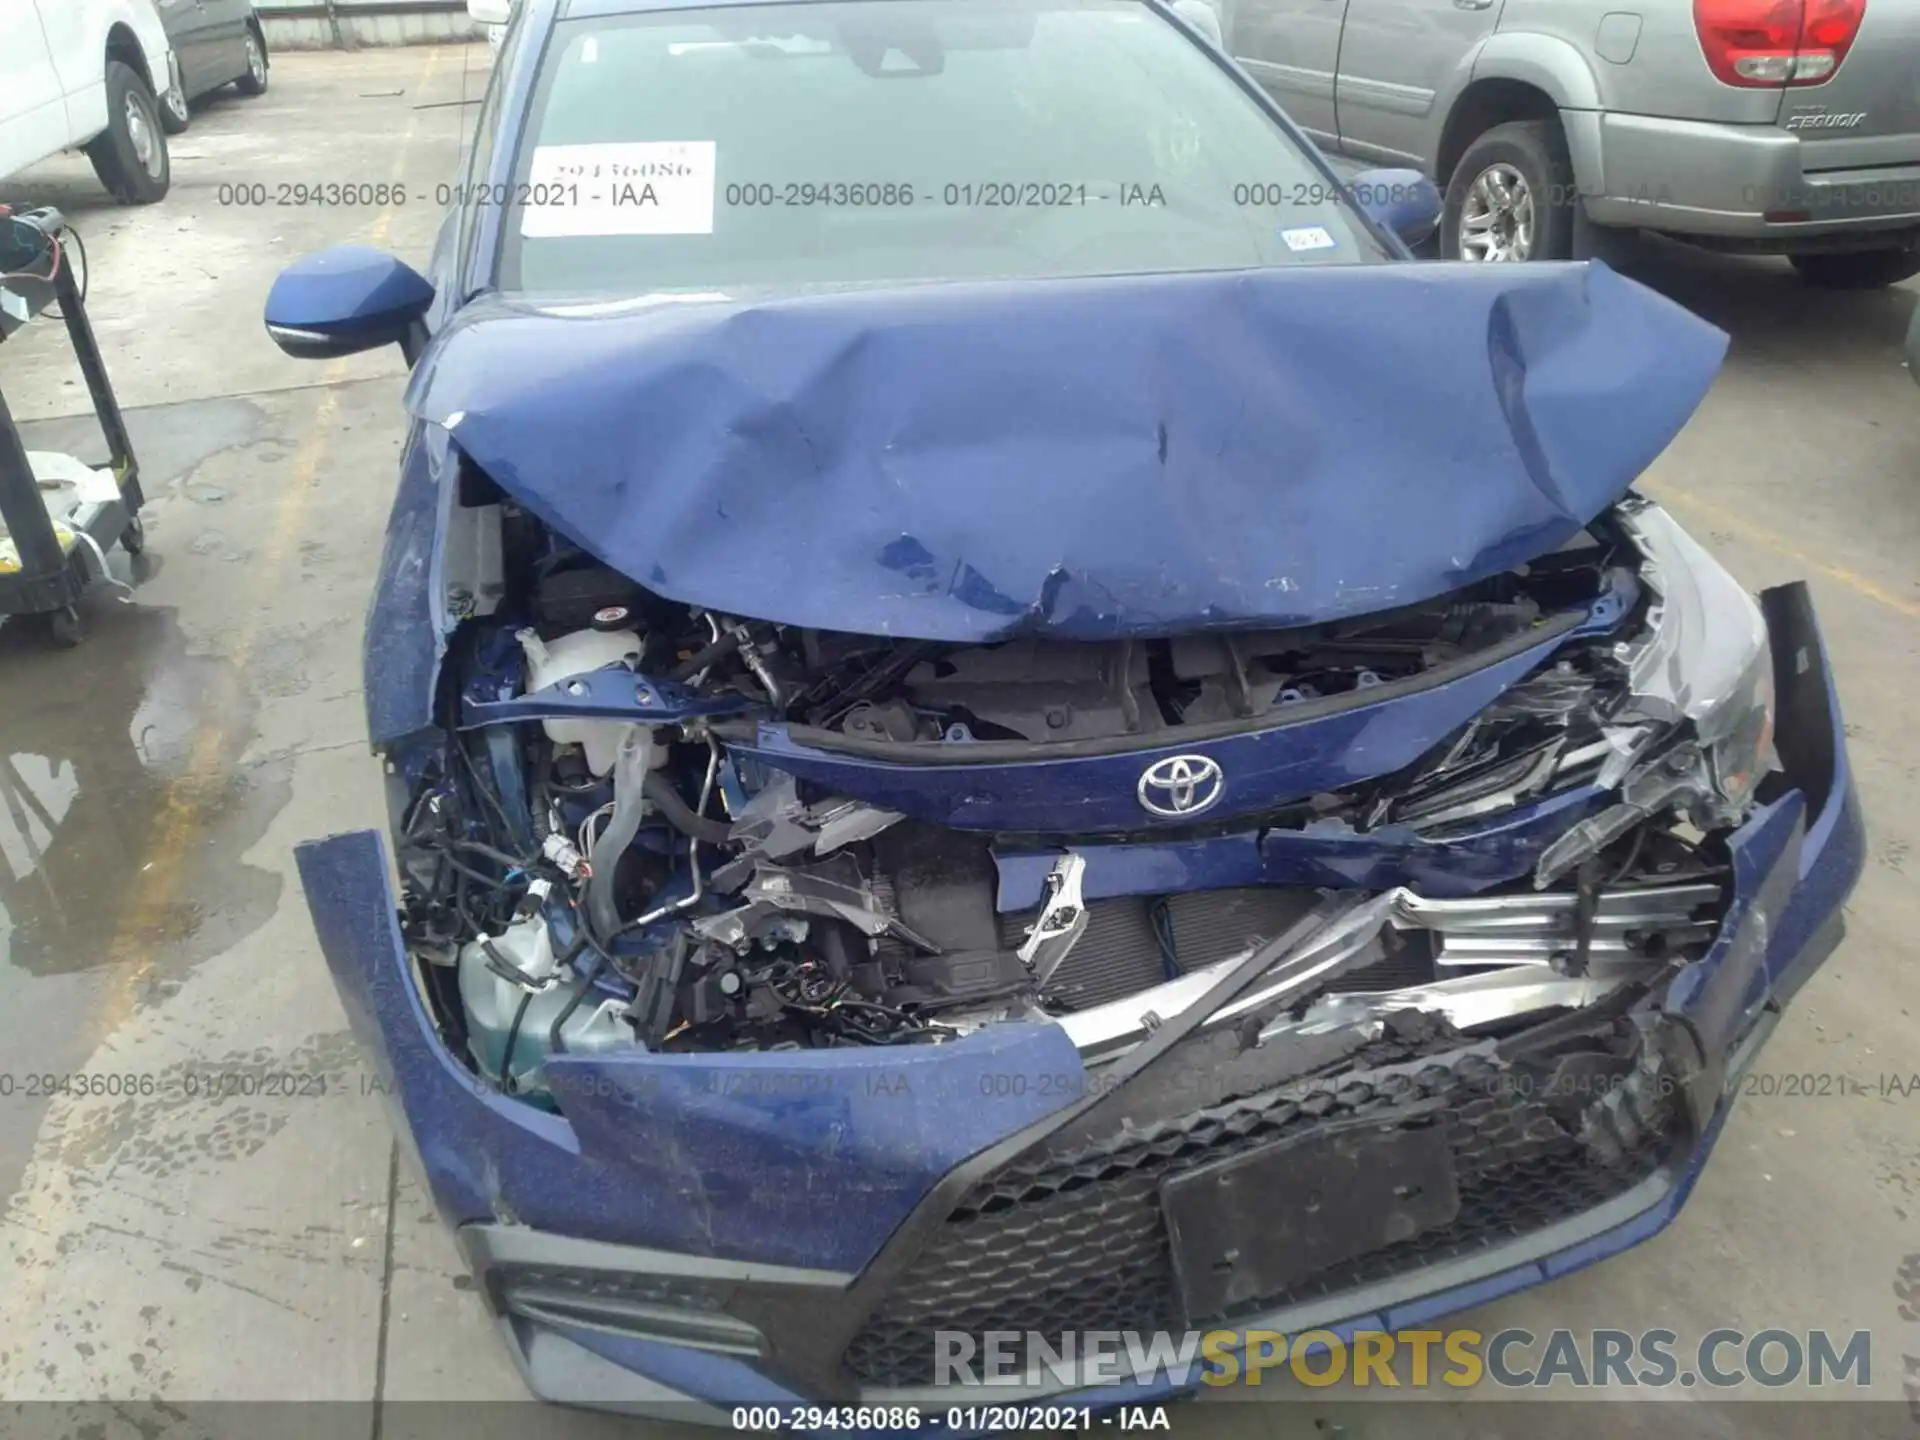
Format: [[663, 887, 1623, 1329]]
[[1693, 0, 1867, 87]]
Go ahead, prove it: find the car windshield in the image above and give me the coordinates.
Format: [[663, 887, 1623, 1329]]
[[494, 0, 1389, 294]]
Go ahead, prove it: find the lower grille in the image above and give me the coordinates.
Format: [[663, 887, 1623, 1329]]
[[843, 1036, 1682, 1387]]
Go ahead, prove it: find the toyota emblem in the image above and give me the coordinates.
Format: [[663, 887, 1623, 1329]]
[[1138, 754, 1224, 818]]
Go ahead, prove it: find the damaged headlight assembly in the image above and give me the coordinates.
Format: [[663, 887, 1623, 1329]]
[[1534, 498, 1777, 888]]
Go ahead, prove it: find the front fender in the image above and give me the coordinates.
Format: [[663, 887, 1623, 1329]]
[[107, 1, 179, 96], [129, 14, 177, 91], [364, 420, 451, 747], [1438, 35, 1605, 193], [1470, 32, 1604, 111]]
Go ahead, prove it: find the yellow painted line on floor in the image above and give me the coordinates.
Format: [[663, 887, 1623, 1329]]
[[86, 42, 445, 1045], [1646, 480, 1920, 622]]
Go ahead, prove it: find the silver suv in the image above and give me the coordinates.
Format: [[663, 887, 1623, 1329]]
[[1222, 0, 1920, 287]]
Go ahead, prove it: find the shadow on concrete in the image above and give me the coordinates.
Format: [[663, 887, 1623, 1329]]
[[1612, 235, 1919, 372]]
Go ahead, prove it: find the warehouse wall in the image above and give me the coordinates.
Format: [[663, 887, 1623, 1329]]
[[254, 0, 488, 49]]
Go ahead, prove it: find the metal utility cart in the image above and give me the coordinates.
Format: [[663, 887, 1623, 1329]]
[[0, 206, 145, 647]]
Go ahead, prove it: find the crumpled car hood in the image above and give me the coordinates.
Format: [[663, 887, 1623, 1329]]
[[408, 261, 1727, 642]]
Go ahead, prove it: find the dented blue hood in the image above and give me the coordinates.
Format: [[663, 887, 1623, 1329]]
[[407, 261, 1727, 642]]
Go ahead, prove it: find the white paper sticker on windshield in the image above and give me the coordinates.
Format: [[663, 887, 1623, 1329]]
[[519, 142, 716, 238], [1279, 225, 1336, 253]]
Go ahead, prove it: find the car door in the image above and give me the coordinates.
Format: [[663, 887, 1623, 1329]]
[[197, 0, 253, 86], [155, 0, 221, 98], [0, 0, 67, 176], [1226, 0, 1348, 147], [1333, 0, 1504, 165]]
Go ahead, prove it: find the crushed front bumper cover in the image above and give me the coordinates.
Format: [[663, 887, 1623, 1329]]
[[297, 583, 1862, 1420]]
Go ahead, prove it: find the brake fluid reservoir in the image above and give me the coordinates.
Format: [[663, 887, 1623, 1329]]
[[518, 625, 642, 775]]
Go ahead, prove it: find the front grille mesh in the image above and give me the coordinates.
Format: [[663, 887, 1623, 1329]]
[[843, 1037, 1682, 1387]]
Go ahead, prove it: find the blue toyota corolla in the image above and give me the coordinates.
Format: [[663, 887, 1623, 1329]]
[[268, 0, 1864, 1419]]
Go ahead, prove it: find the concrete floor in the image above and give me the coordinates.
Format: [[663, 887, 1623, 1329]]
[[0, 43, 1916, 1440]]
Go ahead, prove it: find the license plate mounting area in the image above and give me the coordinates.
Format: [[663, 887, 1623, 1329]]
[[1160, 1120, 1460, 1322]]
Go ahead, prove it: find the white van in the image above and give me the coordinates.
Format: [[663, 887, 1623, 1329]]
[[0, 0, 179, 204]]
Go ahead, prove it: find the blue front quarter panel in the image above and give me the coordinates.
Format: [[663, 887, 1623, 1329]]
[[296, 830, 1081, 1272], [364, 420, 445, 745]]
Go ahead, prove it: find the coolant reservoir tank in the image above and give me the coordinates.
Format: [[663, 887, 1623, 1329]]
[[458, 917, 633, 1094], [518, 625, 642, 776]]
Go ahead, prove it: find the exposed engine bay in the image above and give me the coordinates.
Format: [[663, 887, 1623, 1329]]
[[393, 489, 1778, 1101]]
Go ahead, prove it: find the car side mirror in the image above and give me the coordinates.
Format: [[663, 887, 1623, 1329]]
[[1349, 167, 1442, 250], [265, 246, 434, 364], [468, 0, 513, 23]]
